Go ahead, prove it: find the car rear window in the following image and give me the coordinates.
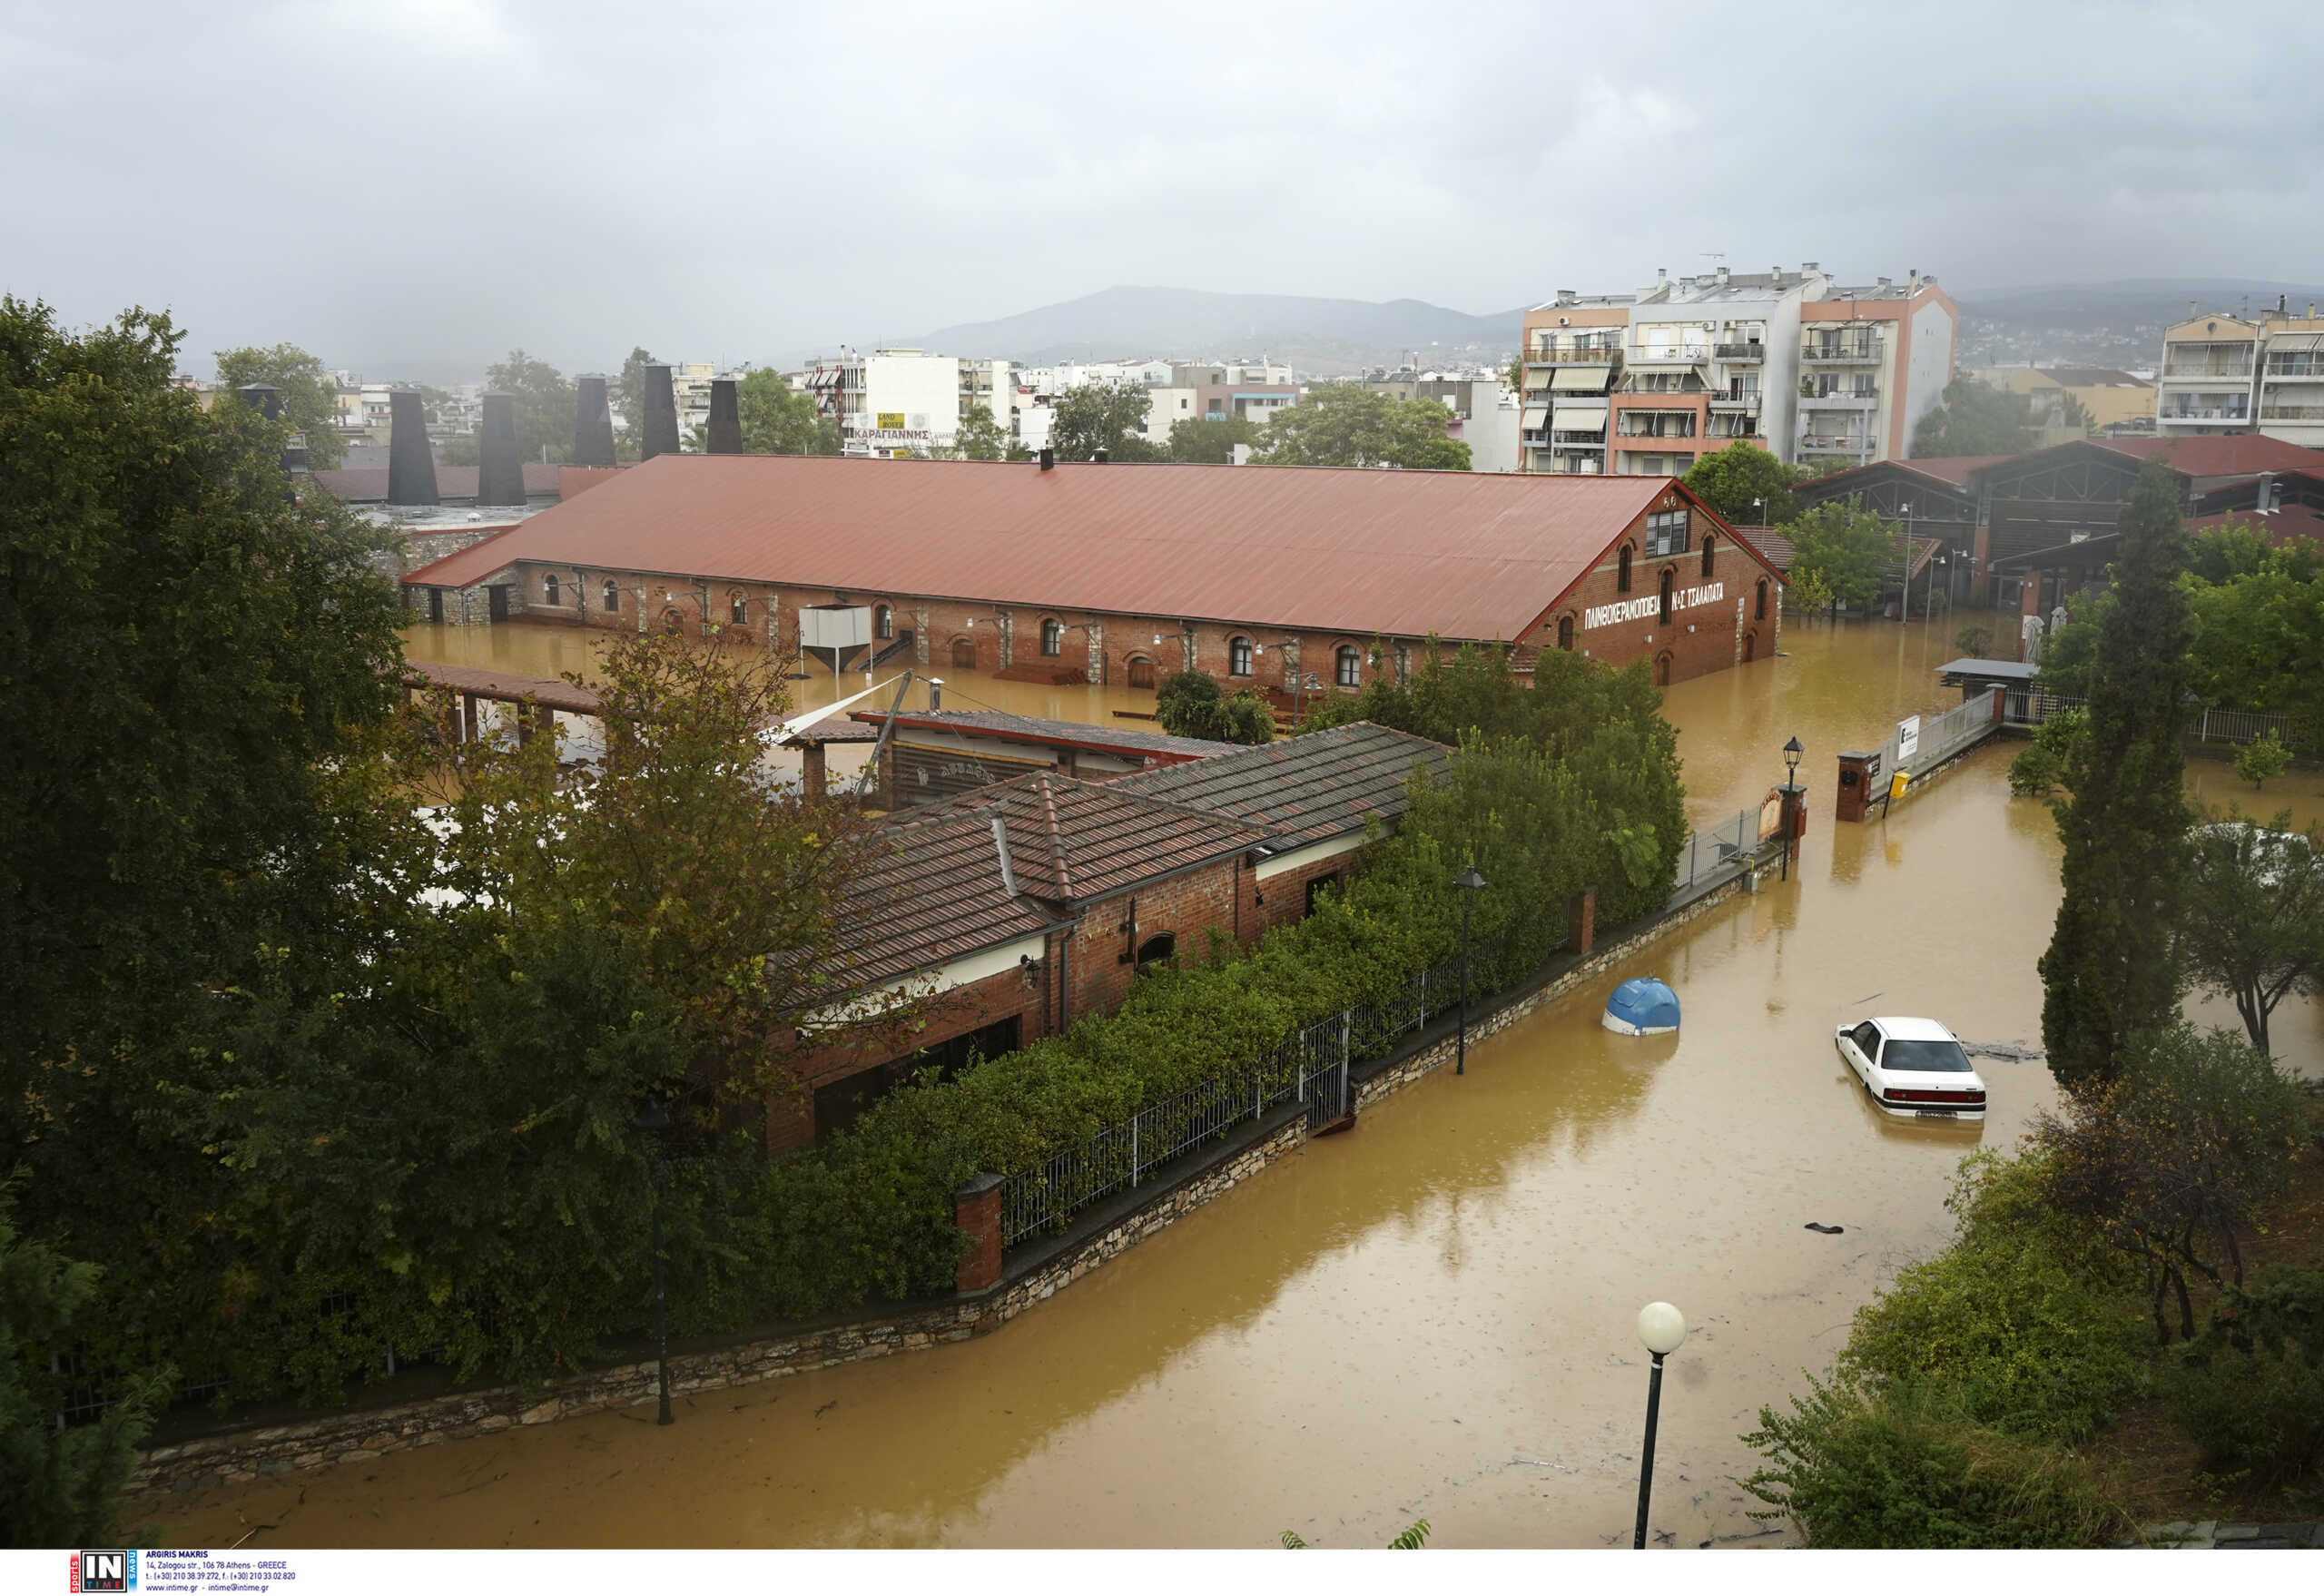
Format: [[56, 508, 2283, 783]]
[[1880, 1039, 1974, 1073]]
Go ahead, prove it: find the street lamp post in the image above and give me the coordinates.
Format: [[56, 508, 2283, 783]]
[[1632, 1301, 1689, 1549], [637, 1093, 675, 1427], [1897, 501, 1914, 623], [1452, 867, 1487, 1074], [1779, 735, 1804, 882]]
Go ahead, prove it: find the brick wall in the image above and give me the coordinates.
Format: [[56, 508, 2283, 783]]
[[1068, 857, 1246, 1020]]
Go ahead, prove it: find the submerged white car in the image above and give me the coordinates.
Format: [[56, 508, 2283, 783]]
[[1834, 1017, 1989, 1119]]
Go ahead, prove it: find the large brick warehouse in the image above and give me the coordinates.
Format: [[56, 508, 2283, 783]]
[[400, 454, 1787, 691]]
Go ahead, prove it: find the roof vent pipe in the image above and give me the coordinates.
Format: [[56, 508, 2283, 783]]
[[386, 388, 439, 507], [1092, 447, 1108, 463], [572, 375, 615, 467], [1039, 447, 1055, 471], [477, 392, 526, 506], [704, 377, 743, 455], [641, 363, 680, 460]]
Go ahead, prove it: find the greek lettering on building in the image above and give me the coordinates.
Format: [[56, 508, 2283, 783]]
[[1582, 582, 1724, 630]]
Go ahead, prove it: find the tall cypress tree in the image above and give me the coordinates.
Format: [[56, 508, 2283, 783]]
[[2038, 458, 2193, 1092]]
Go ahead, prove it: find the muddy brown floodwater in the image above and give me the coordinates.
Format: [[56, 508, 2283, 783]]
[[165, 616, 2324, 1549]]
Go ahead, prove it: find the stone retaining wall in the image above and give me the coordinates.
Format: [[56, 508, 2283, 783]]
[[131, 860, 1759, 1497]]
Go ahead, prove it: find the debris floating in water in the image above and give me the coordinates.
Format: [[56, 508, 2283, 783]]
[[1961, 1040, 2045, 1062], [1602, 977, 1680, 1037], [1803, 1222, 1846, 1235]]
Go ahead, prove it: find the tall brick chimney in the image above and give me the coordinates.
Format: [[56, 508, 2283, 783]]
[[387, 388, 439, 506], [477, 392, 526, 506], [642, 363, 681, 459], [573, 375, 615, 467], [705, 377, 743, 454]]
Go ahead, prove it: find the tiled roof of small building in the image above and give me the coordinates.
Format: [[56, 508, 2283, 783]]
[[1109, 721, 1451, 847], [852, 707, 1231, 764]]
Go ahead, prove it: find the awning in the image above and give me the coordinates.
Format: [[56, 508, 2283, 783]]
[[1521, 403, 1549, 424], [1553, 405, 1608, 429], [1552, 367, 1611, 393], [2266, 332, 2324, 353]]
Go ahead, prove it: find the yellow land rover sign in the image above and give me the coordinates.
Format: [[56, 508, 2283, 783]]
[[877, 411, 906, 430]]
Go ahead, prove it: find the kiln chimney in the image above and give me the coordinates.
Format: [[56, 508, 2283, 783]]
[[477, 392, 526, 506], [573, 375, 615, 466], [641, 363, 681, 460], [386, 388, 439, 506], [705, 377, 743, 454]]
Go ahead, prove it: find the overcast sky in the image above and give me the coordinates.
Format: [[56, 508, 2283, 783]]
[[5, 0, 2320, 381]]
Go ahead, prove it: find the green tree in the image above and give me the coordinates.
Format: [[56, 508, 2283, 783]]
[[955, 400, 1008, 461], [737, 367, 840, 457], [1683, 440, 1805, 525], [1911, 375, 2036, 458], [213, 340, 348, 468], [1167, 413, 1256, 464], [615, 344, 656, 461], [1251, 384, 1470, 470], [1048, 379, 1161, 461], [2037, 458, 2195, 1094], [1, 1190, 170, 1549], [1786, 499, 1896, 612], [1154, 669, 1274, 744], [486, 347, 576, 465], [2179, 814, 2324, 1055]]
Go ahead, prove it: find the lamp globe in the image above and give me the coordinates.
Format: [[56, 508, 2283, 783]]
[[1637, 1301, 1688, 1357]]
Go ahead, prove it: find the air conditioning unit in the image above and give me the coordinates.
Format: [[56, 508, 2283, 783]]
[[1558, 317, 1571, 327]]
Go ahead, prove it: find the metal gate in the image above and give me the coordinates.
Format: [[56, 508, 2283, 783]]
[[1301, 1013, 1352, 1129]]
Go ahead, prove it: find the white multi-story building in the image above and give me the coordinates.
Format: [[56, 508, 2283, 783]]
[[800, 349, 1017, 457], [1519, 263, 1957, 475], [2155, 298, 2324, 450]]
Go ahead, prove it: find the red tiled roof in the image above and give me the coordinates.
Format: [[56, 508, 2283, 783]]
[[2091, 435, 2323, 478], [310, 463, 565, 503], [853, 708, 1231, 764], [1110, 721, 1451, 847], [2186, 503, 2324, 545], [1730, 525, 1793, 573], [1897, 454, 2013, 487], [839, 812, 1068, 985], [390, 454, 1679, 643]]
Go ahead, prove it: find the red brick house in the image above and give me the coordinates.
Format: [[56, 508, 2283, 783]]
[[774, 721, 1450, 1150]]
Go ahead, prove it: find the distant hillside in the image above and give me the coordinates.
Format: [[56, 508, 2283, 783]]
[[1957, 278, 2324, 333], [901, 285, 1528, 373]]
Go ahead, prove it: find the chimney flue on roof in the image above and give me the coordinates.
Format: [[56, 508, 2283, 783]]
[[1655, 266, 1668, 287], [1716, 264, 1729, 288], [572, 375, 615, 467], [1802, 261, 1819, 274], [641, 363, 680, 460], [1038, 447, 1055, 471], [705, 377, 743, 455], [477, 392, 525, 507], [1092, 447, 1109, 463], [387, 388, 439, 507], [237, 382, 281, 419]]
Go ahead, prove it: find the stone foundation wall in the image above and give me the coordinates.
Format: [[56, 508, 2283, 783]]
[[130, 858, 1761, 1498]]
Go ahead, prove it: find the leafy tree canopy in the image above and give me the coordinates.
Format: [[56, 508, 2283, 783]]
[[214, 340, 347, 468], [1167, 413, 1256, 465], [1047, 379, 1161, 461], [2178, 813, 2324, 1055], [1251, 384, 1470, 470], [1683, 440, 1807, 525], [1911, 375, 2036, 458], [737, 367, 840, 457], [1154, 669, 1274, 744], [615, 344, 656, 461], [1786, 499, 1897, 611], [486, 347, 576, 466], [955, 400, 1008, 461]]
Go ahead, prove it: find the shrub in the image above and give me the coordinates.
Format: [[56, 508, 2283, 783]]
[[1743, 1377, 2132, 1548], [2008, 707, 2084, 800], [1954, 625, 1994, 657], [1837, 1152, 2146, 1442], [2234, 729, 2292, 790], [2160, 1265, 2324, 1488]]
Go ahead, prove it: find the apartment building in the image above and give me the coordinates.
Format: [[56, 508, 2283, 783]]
[[1520, 263, 1956, 476], [801, 349, 1016, 458], [2155, 299, 2324, 450]]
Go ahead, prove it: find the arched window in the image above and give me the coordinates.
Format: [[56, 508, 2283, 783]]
[[1742, 631, 1757, 663], [730, 592, 749, 626], [1127, 655, 1157, 689], [951, 636, 977, 669], [1659, 568, 1674, 626], [1040, 618, 1063, 656], [603, 580, 621, 614], [1618, 546, 1633, 593], [544, 573, 560, 606], [1135, 931, 1177, 971], [662, 606, 685, 635], [874, 605, 894, 640], [1655, 652, 1673, 687], [1557, 615, 1574, 652], [1701, 534, 1716, 579], [1756, 579, 1768, 620], [1335, 645, 1360, 687], [1228, 636, 1253, 676]]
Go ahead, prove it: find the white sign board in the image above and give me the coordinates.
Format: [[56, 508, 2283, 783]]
[[1896, 715, 1921, 763]]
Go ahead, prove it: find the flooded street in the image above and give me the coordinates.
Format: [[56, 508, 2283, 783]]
[[165, 614, 2323, 1549]]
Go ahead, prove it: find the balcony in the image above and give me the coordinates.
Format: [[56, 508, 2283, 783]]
[[1713, 343, 1765, 361], [1703, 419, 1760, 439], [1799, 434, 1875, 454], [2259, 404, 2324, 421], [2159, 404, 2251, 422], [1524, 345, 1620, 365], [1709, 392, 1760, 411], [1630, 345, 1709, 366], [1802, 342, 1881, 363], [1800, 390, 1879, 409], [2161, 360, 2254, 380], [1550, 432, 1608, 447]]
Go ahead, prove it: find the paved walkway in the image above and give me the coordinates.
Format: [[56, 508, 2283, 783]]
[[2142, 1521, 2324, 1549]]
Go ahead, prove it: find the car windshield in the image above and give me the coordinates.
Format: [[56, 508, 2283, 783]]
[[1880, 1039, 1974, 1073]]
